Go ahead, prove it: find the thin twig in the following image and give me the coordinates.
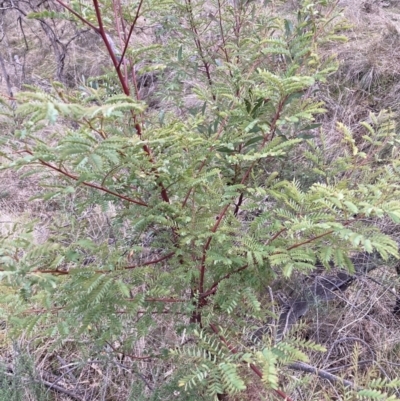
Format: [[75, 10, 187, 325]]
[[53, 0, 99, 31], [117, 0, 144, 70], [124, 251, 175, 270], [288, 361, 357, 389], [200, 264, 248, 299], [22, 150, 148, 206], [1, 252, 175, 276]]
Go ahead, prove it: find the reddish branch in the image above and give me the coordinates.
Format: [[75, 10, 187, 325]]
[[209, 324, 293, 401], [92, 0, 130, 94], [93, 0, 168, 204], [181, 117, 229, 208], [287, 230, 335, 251], [5, 252, 175, 276], [24, 151, 148, 207], [185, 0, 215, 96], [198, 203, 231, 295], [200, 230, 337, 299], [124, 251, 175, 269], [265, 228, 287, 246], [25, 306, 64, 314], [133, 123, 170, 203], [262, 97, 287, 146], [217, 96, 285, 225], [54, 0, 98, 31], [200, 264, 248, 300], [117, 0, 144, 70], [54, 0, 170, 205], [216, 0, 231, 68], [199, 217, 360, 300], [198, 98, 287, 306], [287, 218, 358, 251]]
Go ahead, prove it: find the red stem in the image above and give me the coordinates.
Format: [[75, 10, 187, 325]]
[[200, 264, 248, 299], [8, 252, 175, 276], [198, 203, 230, 294], [54, 0, 99, 31], [92, 0, 130, 95], [287, 230, 334, 251], [266, 228, 287, 246], [181, 117, 228, 208], [124, 252, 175, 269], [117, 0, 144, 70], [113, 0, 129, 83], [27, 153, 148, 206], [216, 0, 231, 67], [196, 98, 288, 315], [185, 0, 215, 97], [46, 0, 171, 205]]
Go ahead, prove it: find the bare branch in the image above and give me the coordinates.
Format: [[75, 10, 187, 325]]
[[288, 361, 357, 389]]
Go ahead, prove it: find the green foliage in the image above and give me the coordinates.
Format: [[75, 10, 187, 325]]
[[0, 0, 399, 399]]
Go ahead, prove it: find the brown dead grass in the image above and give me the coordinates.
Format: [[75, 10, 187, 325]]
[[319, 0, 400, 127]]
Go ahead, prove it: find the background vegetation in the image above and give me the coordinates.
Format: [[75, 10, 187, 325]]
[[1, 0, 400, 400]]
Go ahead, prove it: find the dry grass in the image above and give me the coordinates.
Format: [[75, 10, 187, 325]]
[[318, 0, 400, 128], [307, 268, 400, 366], [237, 247, 400, 399]]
